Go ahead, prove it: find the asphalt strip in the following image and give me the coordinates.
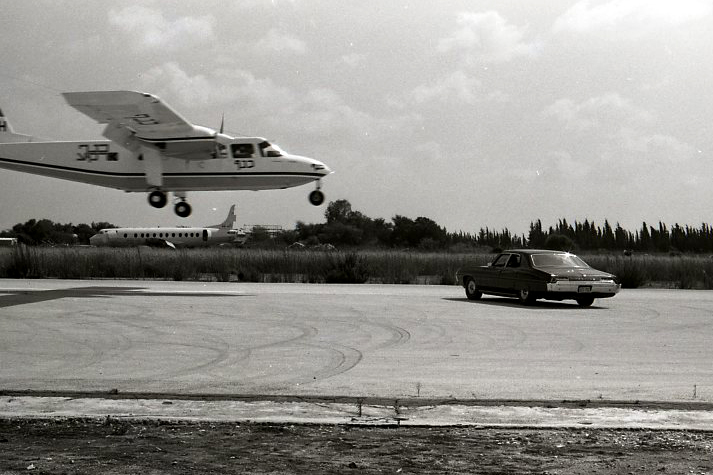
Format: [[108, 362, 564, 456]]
[[2, 396, 713, 430]]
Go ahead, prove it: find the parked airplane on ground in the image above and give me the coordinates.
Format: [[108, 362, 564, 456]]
[[89, 204, 246, 248], [0, 91, 331, 217]]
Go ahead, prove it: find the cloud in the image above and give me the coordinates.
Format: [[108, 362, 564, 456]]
[[139, 62, 293, 109], [255, 28, 307, 55], [553, 0, 712, 35], [108, 6, 215, 50], [620, 130, 697, 161], [438, 11, 539, 63], [136, 62, 417, 144], [409, 71, 483, 105], [341, 53, 367, 68], [542, 93, 653, 132]]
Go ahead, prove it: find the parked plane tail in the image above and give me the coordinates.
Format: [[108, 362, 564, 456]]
[[0, 108, 35, 143], [211, 204, 237, 229]]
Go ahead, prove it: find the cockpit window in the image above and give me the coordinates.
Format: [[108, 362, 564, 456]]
[[259, 141, 284, 157], [231, 143, 255, 158]]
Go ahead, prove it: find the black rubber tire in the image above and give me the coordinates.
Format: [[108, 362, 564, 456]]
[[309, 190, 325, 206], [175, 202, 192, 218], [465, 278, 482, 300], [148, 191, 167, 208], [518, 288, 536, 305], [576, 296, 595, 307]]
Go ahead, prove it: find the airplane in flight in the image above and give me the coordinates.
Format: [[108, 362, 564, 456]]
[[0, 91, 331, 217], [89, 204, 246, 248]]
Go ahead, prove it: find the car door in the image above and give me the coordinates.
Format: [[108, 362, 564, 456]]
[[485, 253, 511, 291], [499, 253, 523, 293]]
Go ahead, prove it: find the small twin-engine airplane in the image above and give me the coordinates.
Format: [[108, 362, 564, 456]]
[[89, 204, 246, 248], [0, 91, 331, 217]]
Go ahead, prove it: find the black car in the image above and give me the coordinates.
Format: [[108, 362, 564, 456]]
[[456, 249, 621, 307]]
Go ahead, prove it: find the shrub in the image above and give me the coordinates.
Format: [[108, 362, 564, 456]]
[[324, 252, 370, 283]]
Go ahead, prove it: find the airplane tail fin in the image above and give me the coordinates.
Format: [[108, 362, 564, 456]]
[[212, 204, 236, 229], [0, 108, 35, 143]]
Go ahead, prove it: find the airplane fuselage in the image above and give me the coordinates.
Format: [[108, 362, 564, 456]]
[[0, 137, 326, 192], [0, 90, 331, 217], [89, 226, 244, 247]]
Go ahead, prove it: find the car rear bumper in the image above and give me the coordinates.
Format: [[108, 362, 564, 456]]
[[546, 281, 621, 296]]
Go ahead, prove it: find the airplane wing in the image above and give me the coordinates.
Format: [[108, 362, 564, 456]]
[[62, 91, 213, 140]]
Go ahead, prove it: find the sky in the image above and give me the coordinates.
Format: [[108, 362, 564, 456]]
[[1, 0, 712, 236]]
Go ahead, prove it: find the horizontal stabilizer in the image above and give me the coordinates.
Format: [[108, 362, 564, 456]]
[[0, 108, 35, 143]]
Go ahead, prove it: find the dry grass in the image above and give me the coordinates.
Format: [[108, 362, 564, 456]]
[[1, 246, 712, 288]]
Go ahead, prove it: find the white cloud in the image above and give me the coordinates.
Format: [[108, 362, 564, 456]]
[[438, 11, 539, 63], [341, 53, 367, 68], [255, 28, 307, 55], [553, 0, 712, 35], [620, 129, 696, 161], [410, 71, 483, 105], [542, 93, 653, 132], [108, 6, 215, 50], [136, 62, 411, 143], [139, 62, 293, 109], [282, 88, 377, 139]]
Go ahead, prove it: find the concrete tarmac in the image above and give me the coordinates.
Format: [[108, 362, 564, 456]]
[[1, 279, 711, 404]]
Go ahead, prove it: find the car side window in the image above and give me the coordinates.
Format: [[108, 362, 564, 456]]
[[506, 254, 521, 268], [491, 254, 510, 267]]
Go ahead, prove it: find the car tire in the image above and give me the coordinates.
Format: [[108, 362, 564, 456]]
[[576, 296, 595, 307], [465, 278, 482, 300], [518, 288, 536, 305]]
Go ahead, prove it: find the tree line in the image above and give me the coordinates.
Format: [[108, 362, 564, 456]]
[[0, 219, 115, 245], [293, 200, 713, 253], [3, 199, 712, 253], [527, 218, 713, 254]]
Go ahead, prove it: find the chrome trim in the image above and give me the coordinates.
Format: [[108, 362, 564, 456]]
[[547, 280, 621, 294]]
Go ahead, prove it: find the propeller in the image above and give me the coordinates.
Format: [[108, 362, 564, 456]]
[[212, 114, 226, 159]]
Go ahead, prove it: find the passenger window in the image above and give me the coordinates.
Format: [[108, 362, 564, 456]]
[[506, 255, 521, 268], [214, 144, 228, 159], [491, 254, 509, 267], [232, 143, 255, 158]]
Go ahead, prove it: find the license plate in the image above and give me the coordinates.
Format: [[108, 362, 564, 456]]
[[578, 286, 592, 293]]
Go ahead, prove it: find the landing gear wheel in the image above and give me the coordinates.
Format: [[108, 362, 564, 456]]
[[309, 189, 325, 206], [148, 191, 167, 208], [465, 278, 482, 300], [175, 201, 192, 218], [576, 296, 595, 307], [518, 288, 536, 305]]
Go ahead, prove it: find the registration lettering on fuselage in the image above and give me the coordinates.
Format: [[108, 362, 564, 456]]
[[234, 159, 255, 169]]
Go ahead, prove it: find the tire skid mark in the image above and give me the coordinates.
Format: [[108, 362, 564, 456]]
[[289, 341, 363, 384], [364, 318, 411, 350], [71, 305, 235, 379]]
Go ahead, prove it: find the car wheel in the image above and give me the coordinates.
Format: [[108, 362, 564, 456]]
[[465, 278, 482, 300], [518, 288, 536, 305], [576, 296, 595, 307]]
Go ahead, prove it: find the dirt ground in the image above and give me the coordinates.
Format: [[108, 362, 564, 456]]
[[1, 418, 712, 474]]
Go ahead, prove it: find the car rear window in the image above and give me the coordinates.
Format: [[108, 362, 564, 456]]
[[531, 253, 589, 268]]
